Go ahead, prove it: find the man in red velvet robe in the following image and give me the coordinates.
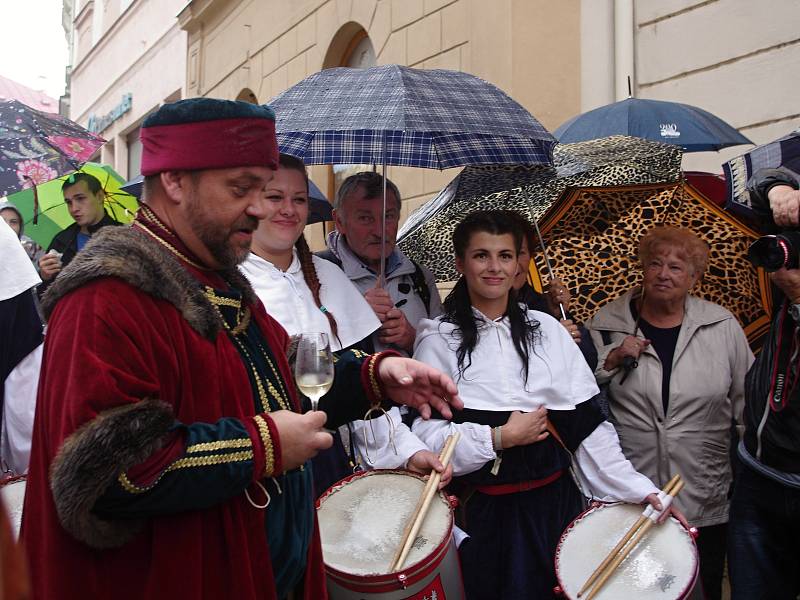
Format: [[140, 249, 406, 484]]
[[21, 98, 461, 600]]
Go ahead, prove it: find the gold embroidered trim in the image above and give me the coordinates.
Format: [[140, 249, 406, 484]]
[[186, 438, 252, 454], [207, 288, 293, 413], [253, 415, 275, 477], [205, 287, 252, 336], [229, 336, 291, 413], [118, 472, 147, 494], [368, 354, 383, 406], [135, 205, 208, 270], [204, 288, 243, 308], [117, 450, 255, 494], [256, 344, 291, 402], [170, 450, 254, 470]]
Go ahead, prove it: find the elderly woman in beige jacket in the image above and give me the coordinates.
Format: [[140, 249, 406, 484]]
[[585, 226, 754, 600]]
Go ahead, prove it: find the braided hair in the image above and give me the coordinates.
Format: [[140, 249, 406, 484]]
[[278, 154, 341, 345], [443, 210, 539, 383]]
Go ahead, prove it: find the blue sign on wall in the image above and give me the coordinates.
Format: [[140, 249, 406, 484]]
[[87, 93, 133, 134]]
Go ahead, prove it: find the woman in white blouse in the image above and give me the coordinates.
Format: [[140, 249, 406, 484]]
[[412, 210, 682, 600], [240, 154, 449, 494]]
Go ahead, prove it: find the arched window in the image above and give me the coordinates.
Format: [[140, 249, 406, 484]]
[[323, 26, 377, 226], [235, 88, 258, 104]]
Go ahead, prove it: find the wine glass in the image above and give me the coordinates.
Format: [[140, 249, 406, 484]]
[[294, 332, 334, 411]]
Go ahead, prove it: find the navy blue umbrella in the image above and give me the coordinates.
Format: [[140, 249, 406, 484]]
[[120, 174, 143, 198], [121, 174, 332, 224], [307, 179, 332, 224], [554, 97, 752, 153]]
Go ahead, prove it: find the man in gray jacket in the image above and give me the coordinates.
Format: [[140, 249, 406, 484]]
[[319, 172, 442, 355]]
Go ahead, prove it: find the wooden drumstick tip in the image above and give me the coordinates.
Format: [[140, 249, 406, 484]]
[[584, 476, 686, 600], [577, 474, 682, 598], [390, 433, 460, 572]]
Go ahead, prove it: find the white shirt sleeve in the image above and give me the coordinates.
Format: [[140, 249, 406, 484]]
[[349, 408, 428, 470], [0, 220, 40, 302], [2, 343, 42, 475], [412, 417, 496, 476], [573, 421, 658, 503]]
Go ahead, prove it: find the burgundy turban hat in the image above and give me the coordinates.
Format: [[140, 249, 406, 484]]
[[140, 98, 279, 176]]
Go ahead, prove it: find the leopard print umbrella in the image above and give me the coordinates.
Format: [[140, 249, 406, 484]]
[[398, 135, 682, 282], [398, 137, 770, 347], [530, 182, 771, 348]]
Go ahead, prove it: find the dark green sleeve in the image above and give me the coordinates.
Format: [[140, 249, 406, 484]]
[[93, 417, 260, 519]]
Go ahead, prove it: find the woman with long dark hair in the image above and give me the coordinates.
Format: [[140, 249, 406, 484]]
[[412, 210, 678, 599]]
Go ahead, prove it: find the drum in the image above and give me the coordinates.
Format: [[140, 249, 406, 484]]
[[555, 502, 698, 600], [0, 475, 26, 539], [317, 469, 464, 600]]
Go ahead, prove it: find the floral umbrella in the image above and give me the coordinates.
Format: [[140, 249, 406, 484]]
[[9, 163, 138, 248], [0, 99, 105, 198]]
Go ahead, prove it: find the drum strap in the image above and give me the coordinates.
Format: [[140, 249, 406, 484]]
[[546, 418, 566, 448], [546, 418, 592, 508]]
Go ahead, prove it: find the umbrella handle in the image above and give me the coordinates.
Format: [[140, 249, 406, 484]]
[[23, 176, 39, 225]]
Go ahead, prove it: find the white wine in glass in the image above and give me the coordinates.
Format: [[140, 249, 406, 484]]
[[295, 333, 334, 411]]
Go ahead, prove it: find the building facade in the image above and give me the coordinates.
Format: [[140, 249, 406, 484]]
[[64, 0, 187, 179], [178, 0, 583, 249], [65, 0, 800, 240], [580, 0, 800, 173]]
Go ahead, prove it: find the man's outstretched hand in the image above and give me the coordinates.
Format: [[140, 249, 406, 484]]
[[377, 357, 462, 419]]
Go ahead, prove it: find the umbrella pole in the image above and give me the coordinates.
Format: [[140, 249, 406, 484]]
[[530, 214, 567, 320], [379, 130, 387, 287]]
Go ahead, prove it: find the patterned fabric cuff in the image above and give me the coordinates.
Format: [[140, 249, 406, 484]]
[[253, 414, 280, 477], [263, 413, 283, 475], [360, 350, 402, 409]]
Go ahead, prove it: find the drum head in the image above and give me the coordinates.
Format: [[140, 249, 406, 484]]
[[0, 477, 26, 539], [317, 470, 451, 576], [556, 503, 698, 600]]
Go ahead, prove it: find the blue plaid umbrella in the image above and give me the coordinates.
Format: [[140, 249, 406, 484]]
[[270, 65, 555, 169], [722, 128, 800, 219], [554, 97, 751, 153]]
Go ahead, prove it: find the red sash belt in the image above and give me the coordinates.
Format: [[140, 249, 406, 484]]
[[475, 469, 563, 496]]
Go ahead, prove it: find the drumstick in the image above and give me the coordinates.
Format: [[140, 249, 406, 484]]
[[584, 479, 685, 600], [390, 433, 459, 572], [577, 473, 680, 597], [389, 434, 455, 571], [390, 432, 460, 572]]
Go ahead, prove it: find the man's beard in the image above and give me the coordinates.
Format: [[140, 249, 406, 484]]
[[186, 196, 258, 269]]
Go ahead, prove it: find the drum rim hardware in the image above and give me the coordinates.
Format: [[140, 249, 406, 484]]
[[554, 498, 697, 599], [316, 469, 456, 591]]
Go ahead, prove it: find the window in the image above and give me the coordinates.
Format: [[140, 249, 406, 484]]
[[127, 127, 142, 178]]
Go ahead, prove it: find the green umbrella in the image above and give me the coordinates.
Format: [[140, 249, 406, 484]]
[[9, 162, 139, 248]]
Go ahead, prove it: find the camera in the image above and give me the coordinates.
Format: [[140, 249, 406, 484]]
[[748, 233, 800, 271]]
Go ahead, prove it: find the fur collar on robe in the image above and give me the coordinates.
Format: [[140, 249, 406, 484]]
[[41, 225, 258, 340], [41, 225, 264, 548]]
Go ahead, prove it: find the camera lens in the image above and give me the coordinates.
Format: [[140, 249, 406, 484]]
[[748, 235, 800, 271]]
